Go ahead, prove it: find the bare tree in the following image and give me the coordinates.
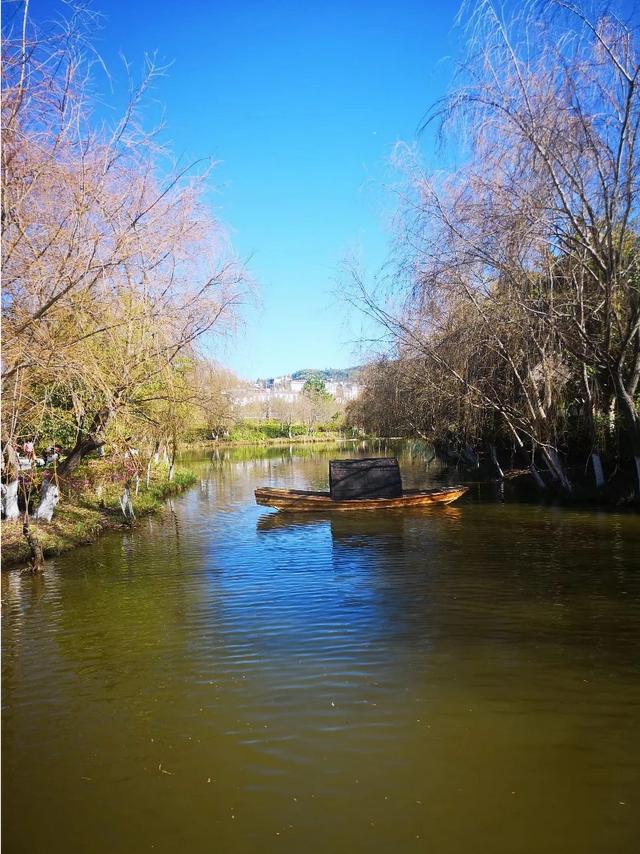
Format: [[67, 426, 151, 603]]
[[345, 0, 639, 492], [1, 2, 249, 537]]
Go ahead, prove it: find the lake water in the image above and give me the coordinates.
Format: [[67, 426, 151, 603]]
[[2, 442, 640, 853]]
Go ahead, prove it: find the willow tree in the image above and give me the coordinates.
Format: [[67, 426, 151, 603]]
[[1, 1, 248, 524], [346, 0, 639, 491], [299, 378, 338, 433]]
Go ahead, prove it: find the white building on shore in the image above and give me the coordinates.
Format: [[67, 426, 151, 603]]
[[234, 374, 360, 410]]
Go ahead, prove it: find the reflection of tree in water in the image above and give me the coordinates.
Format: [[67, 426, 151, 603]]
[[4, 444, 640, 854], [14, 511, 212, 740], [186, 440, 459, 511], [1, 570, 50, 702]]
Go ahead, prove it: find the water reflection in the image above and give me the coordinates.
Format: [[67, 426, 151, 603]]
[[3, 443, 640, 854], [256, 505, 463, 534]]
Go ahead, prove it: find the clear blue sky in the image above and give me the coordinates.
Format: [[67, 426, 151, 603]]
[[26, 0, 634, 379], [24, 0, 461, 378]]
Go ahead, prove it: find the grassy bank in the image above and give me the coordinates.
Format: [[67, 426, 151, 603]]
[[190, 433, 357, 449], [185, 419, 360, 446], [1, 467, 197, 569]]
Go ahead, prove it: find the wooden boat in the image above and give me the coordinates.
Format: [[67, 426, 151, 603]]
[[255, 485, 468, 512]]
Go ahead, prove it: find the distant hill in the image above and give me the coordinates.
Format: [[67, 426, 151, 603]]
[[291, 366, 362, 383], [254, 366, 363, 387]]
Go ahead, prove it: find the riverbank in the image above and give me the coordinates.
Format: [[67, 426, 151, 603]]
[[1, 468, 197, 569], [188, 433, 358, 449]]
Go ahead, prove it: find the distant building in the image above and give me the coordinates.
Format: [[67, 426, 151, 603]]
[[235, 372, 360, 413]]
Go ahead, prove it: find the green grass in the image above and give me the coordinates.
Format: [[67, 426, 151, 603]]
[[80, 469, 197, 516], [1, 466, 198, 569], [2, 504, 108, 566]]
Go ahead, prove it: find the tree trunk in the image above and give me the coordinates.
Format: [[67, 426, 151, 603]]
[[2, 479, 20, 519], [23, 518, 44, 571], [541, 446, 572, 492], [489, 445, 504, 479], [608, 398, 617, 437], [34, 480, 59, 521], [2, 441, 21, 519], [119, 484, 135, 520], [530, 463, 546, 489], [57, 404, 112, 477], [591, 453, 605, 490], [168, 428, 178, 482], [615, 380, 640, 494]]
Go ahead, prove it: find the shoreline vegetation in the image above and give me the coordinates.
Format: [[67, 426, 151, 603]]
[[3, 430, 637, 571], [0, 431, 353, 570], [1, 5, 251, 571], [0, 428, 355, 572], [1, 463, 197, 570], [341, 4, 640, 500], [189, 431, 357, 449], [3, 2, 639, 573]]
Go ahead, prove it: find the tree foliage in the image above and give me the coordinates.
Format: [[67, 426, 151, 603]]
[[1, 1, 248, 519], [345, 0, 640, 492]]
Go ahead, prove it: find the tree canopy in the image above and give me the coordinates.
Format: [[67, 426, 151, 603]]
[[345, 0, 640, 493]]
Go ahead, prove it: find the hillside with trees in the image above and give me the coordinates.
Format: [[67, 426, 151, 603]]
[[291, 366, 362, 383]]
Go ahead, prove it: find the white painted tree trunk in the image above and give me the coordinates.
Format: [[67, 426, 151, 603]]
[[591, 453, 605, 489], [543, 447, 572, 492], [2, 479, 20, 520], [146, 459, 152, 488], [609, 398, 617, 436], [464, 445, 479, 468], [168, 463, 175, 482], [635, 456, 640, 495], [134, 474, 140, 495], [530, 464, 546, 489], [34, 480, 59, 522], [119, 486, 135, 519], [489, 445, 504, 478]]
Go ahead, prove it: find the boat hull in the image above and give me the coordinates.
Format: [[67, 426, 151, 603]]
[[255, 486, 468, 512]]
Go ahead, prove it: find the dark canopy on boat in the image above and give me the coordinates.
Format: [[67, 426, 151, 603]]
[[329, 458, 403, 500]]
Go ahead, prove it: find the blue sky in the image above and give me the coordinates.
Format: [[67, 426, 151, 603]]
[[24, 0, 461, 378], [24, 0, 636, 379]]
